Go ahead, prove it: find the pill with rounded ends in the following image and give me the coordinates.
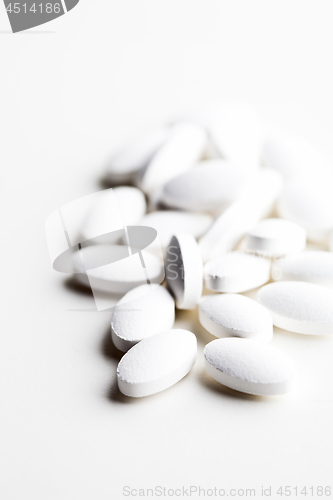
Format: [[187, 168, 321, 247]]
[[204, 252, 271, 293], [204, 338, 295, 396], [262, 128, 332, 180], [117, 329, 197, 397], [161, 160, 252, 212], [330, 231, 333, 252], [81, 186, 146, 244], [245, 218, 306, 257], [277, 178, 333, 242], [199, 169, 283, 262], [171, 103, 264, 168], [137, 123, 207, 194], [106, 127, 170, 184], [165, 234, 203, 310], [199, 294, 273, 342], [272, 251, 333, 288], [111, 285, 175, 352], [72, 244, 164, 294], [258, 281, 333, 335], [138, 210, 213, 249]]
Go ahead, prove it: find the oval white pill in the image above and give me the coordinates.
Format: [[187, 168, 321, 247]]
[[111, 285, 175, 352], [72, 244, 164, 294], [199, 168, 283, 262], [117, 329, 197, 397], [245, 218, 306, 257], [204, 338, 295, 396], [277, 178, 333, 242], [137, 123, 207, 194], [204, 252, 271, 293], [272, 251, 333, 287], [199, 294, 273, 342], [138, 210, 213, 249], [82, 186, 146, 244], [165, 234, 203, 310], [106, 127, 170, 184], [258, 281, 333, 335], [161, 160, 252, 212], [262, 128, 332, 180]]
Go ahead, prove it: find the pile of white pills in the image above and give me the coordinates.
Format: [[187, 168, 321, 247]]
[[65, 103, 333, 398]]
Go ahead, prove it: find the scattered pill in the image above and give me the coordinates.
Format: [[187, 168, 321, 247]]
[[199, 294, 273, 342], [171, 103, 264, 168], [161, 160, 252, 212], [138, 210, 213, 249], [165, 234, 203, 310], [72, 244, 164, 294], [262, 128, 332, 179], [111, 284, 175, 352], [272, 251, 333, 287], [245, 218, 306, 257], [277, 178, 333, 243], [204, 252, 271, 293], [199, 169, 283, 262], [258, 281, 333, 335], [137, 123, 207, 194], [117, 329, 197, 397], [106, 127, 170, 184], [204, 338, 295, 396], [81, 186, 146, 244]]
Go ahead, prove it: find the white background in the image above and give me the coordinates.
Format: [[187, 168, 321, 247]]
[[1, 2, 333, 499]]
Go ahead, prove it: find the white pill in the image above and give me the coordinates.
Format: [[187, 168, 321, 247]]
[[199, 169, 283, 262], [160, 160, 252, 212], [137, 123, 207, 194], [81, 186, 146, 244], [138, 210, 213, 249], [245, 218, 306, 257], [277, 178, 333, 242], [272, 251, 333, 288], [171, 103, 264, 168], [117, 329, 197, 397], [204, 338, 295, 396], [111, 285, 175, 352], [204, 252, 271, 293], [262, 128, 332, 179], [199, 294, 273, 342], [72, 244, 164, 294], [330, 231, 333, 252], [209, 103, 264, 168], [106, 127, 170, 184], [165, 234, 203, 310], [258, 281, 333, 335]]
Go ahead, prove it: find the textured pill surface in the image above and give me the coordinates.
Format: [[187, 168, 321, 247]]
[[111, 285, 175, 352], [204, 338, 295, 396], [204, 252, 271, 293], [245, 218, 306, 257], [199, 294, 273, 342], [161, 160, 251, 212], [272, 251, 333, 287], [117, 329, 197, 397], [165, 234, 203, 310], [258, 281, 333, 335]]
